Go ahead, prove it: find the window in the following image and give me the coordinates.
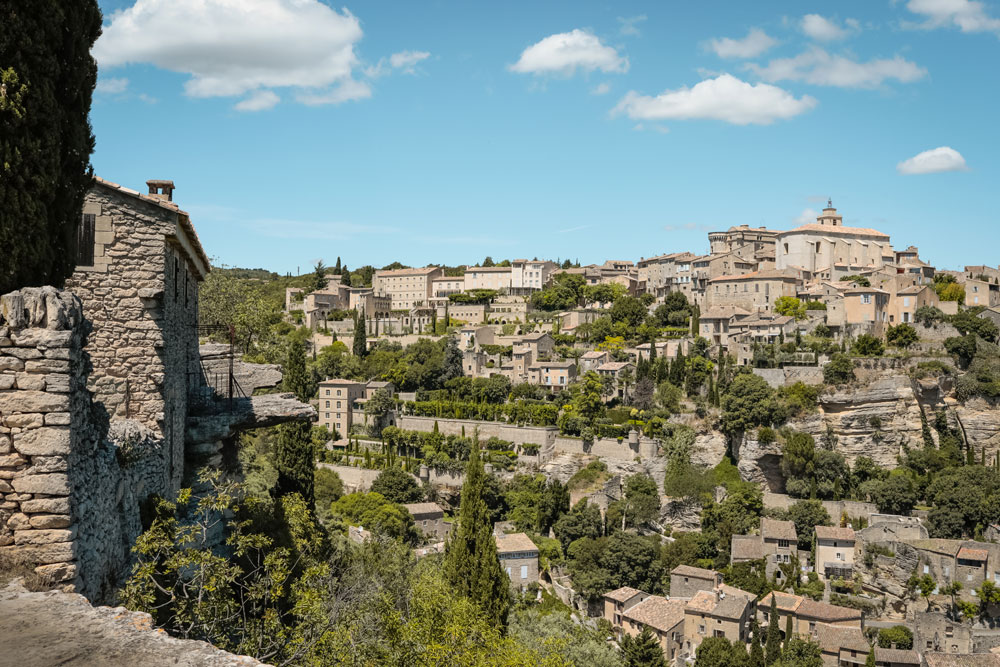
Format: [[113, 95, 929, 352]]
[[862, 294, 871, 304], [76, 213, 96, 266], [325, 401, 330, 408], [778, 539, 789, 549], [520, 565, 528, 580], [924, 564, 930, 574]]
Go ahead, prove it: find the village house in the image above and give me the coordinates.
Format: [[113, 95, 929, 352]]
[[914, 610, 1000, 655], [670, 564, 723, 599], [760, 591, 862, 639], [464, 266, 513, 291], [579, 349, 610, 373], [699, 306, 752, 347], [814, 622, 871, 667], [68, 177, 210, 492], [682, 585, 756, 657], [510, 259, 557, 294], [708, 224, 779, 257], [316, 379, 396, 438], [775, 203, 894, 276], [596, 361, 634, 401], [372, 266, 444, 310], [731, 518, 799, 581], [638, 252, 698, 301], [816, 525, 856, 580], [873, 647, 922, 667], [430, 275, 466, 299], [458, 325, 496, 350], [603, 587, 649, 628], [403, 502, 451, 542], [705, 269, 801, 312], [621, 595, 686, 663], [907, 539, 1000, 593], [526, 360, 577, 390], [690, 252, 758, 304], [495, 532, 539, 591]]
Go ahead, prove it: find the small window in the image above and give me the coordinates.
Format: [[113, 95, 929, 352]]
[[76, 214, 96, 266]]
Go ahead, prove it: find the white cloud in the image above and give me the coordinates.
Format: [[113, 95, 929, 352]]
[[618, 15, 647, 36], [96, 77, 129, 94], [706, 28, 778, 58], [746, 47, 926, 88], [591, 82, 611, 95], [94, 0, 366, 107], [296, 79, 372, 106], [794, 208, 819, 224], [612, 74, 817, 126], [235, 89, 279, 112], [896, 146, 969, 174], [389, 50, 430, 71], [800, 14, 856, 41], [510, 29, 628, 76], [904, 0, 1000, 33]]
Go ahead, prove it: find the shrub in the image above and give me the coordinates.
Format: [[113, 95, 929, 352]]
[[852, 334, 885, 357], [914, 306, 947, 327], [824, 354, 855, 384], [886, 323, 918, 348]]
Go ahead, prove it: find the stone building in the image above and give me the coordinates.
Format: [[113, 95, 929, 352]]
[[495, 531, 538, 591], [67, 177, 209, 492], [814, 622, 871, 667], [760, 591, 862, 638], [816, 525, 856, 579], [372, 266, 443, 310], [682, 585, 756, 657], [403, 502, 450, 542], [731, 517, 799, 581], [603, 586, 648, 627], [775, 203, 894, 278], [620, 595, 686, 663], [708, 225, 779, 256], [464, 266, 513, 291], [705, 269, 800, 312], [510, 259, 556, 294]]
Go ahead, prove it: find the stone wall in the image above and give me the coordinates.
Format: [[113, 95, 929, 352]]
[[66, 185, 200, 492], [397, 415, 556, 448], [753, 367, 824, 388], [0, 288, 167, 601]]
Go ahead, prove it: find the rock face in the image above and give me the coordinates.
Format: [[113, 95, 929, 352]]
[[0, 582, 269, 667]]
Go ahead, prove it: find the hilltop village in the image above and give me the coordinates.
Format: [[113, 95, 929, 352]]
[[5, 181, 1000, 667]]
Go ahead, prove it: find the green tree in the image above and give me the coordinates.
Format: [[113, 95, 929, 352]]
[[370, 466, 423, 503], [782, 432, 817, 499], [574, 371, 606, 424], [720, 374, 788, 437], [310, 260, 328, 292], [886, 323, 918, 348], [773, 637, 823, 667], [764, 595, 782, 665], [330, 491, 418, 544], [274, 340, 315, 507], [353, 310, 367, 358], [694, 636, 748, 667], [774, 297, 806, 320], [823, 353, 855, 384], [869, 475, 918, 515], [749, 619, 766, 667], [0, 0, 102, 294], [877, 625, 913, 649], [852, 334, 885, 357], [553, 500, 603, 551], [787, 500, 831, 549], [622, 626, 668, 667], [443, 437, 512, 629], [363, 387, 395, 437]]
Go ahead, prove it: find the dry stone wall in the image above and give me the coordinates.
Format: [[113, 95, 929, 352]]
[[0, 288, 166, 601]]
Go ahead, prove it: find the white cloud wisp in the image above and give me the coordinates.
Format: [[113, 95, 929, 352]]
[[706, 28, 778, 58], [746, 47, 926, 88], [897, 146, 969, 174], [510, 29, 628, 76]]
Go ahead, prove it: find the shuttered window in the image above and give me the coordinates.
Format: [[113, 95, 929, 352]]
[[77, 214, 95, 266]]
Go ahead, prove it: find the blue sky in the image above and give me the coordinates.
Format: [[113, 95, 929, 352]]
[[90, 0, 1000, 273]]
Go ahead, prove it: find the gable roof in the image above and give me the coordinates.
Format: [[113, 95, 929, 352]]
[[731, 535, 764, 561], [761, 517, 797, 541], [495, 532, 538, 554], [814, 622, 870, 654], [671, 564, 718, 580], [709, 269, 801, 283], [402, 502, 444, 517], [604, 586, 644, 603], [815, 526, 856, 541], [623, 595, 686, 632], [780, 223, 890, 239]]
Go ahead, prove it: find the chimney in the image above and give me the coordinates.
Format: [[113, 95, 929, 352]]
[[146, 179, 175, 202]]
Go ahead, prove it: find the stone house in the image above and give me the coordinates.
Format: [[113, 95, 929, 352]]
[[841, 286, 891, 335], [403, 502, 450, 542], [495, 531, 538, 591], [682, 585, 756, 657], [637, 251, 698, 301], [621, 595, 686, 663], [775, 204, 894, 275], [889, 284, 937, 325], [510, 260, 557, 294], [816, 525, 856, 579], [708, 225, 779, 257], [372, 266, 443, 310], [430, 275, 466, 299], [699, 306, 751, 347], [923, 654, 1000, 667], [579, 350, 610, 373], [514, 332, 554, 361], [317, 379, 366, 438], [603, 586, 648, 627], [908, 539, 1000, 593], [814, 622, 871, 667], [464, 266, 513, 291], [732, 518, 798, 581], [705, 269, 801, 312], [527, 360, 576, 390], [596, 361, 634, 401], [458, 325, 496, 350], [690, 252, 758, 304], [760, 592, 862, 639], [670, 564, 723, 599], [873, 648, 921, 667], [67, 177, 209, 492], [442, 302, 487, 325], [285, 284, 352, 329]]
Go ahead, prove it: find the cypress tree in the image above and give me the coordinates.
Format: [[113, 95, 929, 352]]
[[621, 626, 667, 667], [334, 256, 342, 274], [353, 310, 367, 358], [443, 433, 511, 630], [669, 350, 686, 387], [784, 614, 793, 652], [1, 0, 102, 294], [341, 265, 351, 286], [274, 339, 315, 507], [865, 647, 876, 667], [749, 619, 765, 667], [764, 596, 782, 665]]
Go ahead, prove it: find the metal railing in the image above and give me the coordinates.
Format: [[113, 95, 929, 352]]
[[188, 324, 247, 414]]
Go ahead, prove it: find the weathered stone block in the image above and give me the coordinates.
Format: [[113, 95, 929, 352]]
[[0, 480, 11, 494], [13, 427, 70, 456], [6, 512, 31, 530], [29, 456, 67, 473], [0, 375, 14, 390], [0, 357, 24, 372], [43, 347, 71, 360], [24, 359, 70, 374], [11, 329, 73, 348], [20, 497, 69, 514], [0, 433, 9, 454], [3, 347, 42, 360], [14, 526, 76, 545], [28, 514, 71, 529], [3, 413, 44, 429], [0, 453, 27, 467], [1, 541, 76, 564], [43, 412, 71, 426], [0, 390, 69, 413], [11, 473, 70, 495], [34, 560, 77, 582], [14, 372, 45, 391], [43, 373, 70, 393]]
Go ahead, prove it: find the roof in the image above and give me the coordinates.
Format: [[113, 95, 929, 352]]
[[907, 539, 963, 557], [924, 655, 1000, 667], [604, 586, 644, 603], [874, 647, 921, 665], [467, 266, 513, 273], [685, 590, 717, 613], [581, 350, 608, 359], [796, 598, 863, 622], [761, 591, 803, 613], [402, 502, 444, 517], [730, 535, 764, 561], [495, 532, 538, 554], [708, 269, 801, 283], [623, 595, 686, 632], [700, 306, 752, 320], [958, 547, 989, 562], [93, 176, 210, 279], [521, 332, 551, 341], [761, 517, 797, 541], [375, 266, 440, 276], [597, 361, 632, 371], [814, 622, 870, 654], [815, 526, 856, 541], [780, 223, 890, 239], [671, 564, 718, 579]]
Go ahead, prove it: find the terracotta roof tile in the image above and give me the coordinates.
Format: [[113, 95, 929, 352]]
[[815, 526, 856, 541], [495, 532, 537, 554], [781, 223, 890, 239], [814, 622, 870, 654], [762, 517, 797, 541], [671, 564, 718, 579], [604, 586, 644, 603], [623, 596, 686, 632]]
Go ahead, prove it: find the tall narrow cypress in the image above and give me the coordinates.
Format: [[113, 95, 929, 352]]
[[764, 595, 782, 665], [353, 310, 367, 358], [443, 433, 511, 629], [274, 339, 315, 507]]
